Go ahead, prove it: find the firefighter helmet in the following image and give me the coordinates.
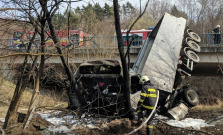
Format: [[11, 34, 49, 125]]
[[139, 76, 149, 84]]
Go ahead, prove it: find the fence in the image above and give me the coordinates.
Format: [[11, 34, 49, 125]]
[[83, 34, 223, 47], [1, 34, 223, 50], [199, 33, 223, 46], [0, 36, 145, 49]]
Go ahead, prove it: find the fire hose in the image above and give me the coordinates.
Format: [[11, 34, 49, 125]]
[[1, 128, 5, 135]]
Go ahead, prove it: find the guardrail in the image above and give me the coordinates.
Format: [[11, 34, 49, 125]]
[[1, 34, 223, 50], [0, 36, 146, 49], [199, 33, 223, 46]]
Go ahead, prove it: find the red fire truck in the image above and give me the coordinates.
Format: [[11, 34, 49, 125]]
[[121, 28, 153, 46], [11, 30, 85, 48]]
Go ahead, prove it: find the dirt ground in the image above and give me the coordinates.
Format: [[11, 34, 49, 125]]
[[152, 109, 223, 135], [1, 109, 223, 135]]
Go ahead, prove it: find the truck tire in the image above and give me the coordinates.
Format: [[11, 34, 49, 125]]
[[181, 47, 200, 63], [183, 89, 199, 107], [184, 37, 201, 52], [186, 29, 201, 43], [186, 49, 200, 63]]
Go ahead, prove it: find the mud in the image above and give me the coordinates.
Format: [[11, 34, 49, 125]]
[[1, 109, 223, 135]]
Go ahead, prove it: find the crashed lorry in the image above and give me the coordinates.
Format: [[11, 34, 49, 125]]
[[68, 13, 201, 120]]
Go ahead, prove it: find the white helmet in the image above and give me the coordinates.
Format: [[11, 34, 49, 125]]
[[139, 76, 150, 84], [216, 25, 220, 28]]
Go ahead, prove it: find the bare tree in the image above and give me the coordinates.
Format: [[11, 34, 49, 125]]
[[2, 0, 48, 128], [3, 28, 38, 129], [147, 0, 171, 22], [2, 0, 86, 129], [113, 0, 150, 119], [178, 0, 223, 32]]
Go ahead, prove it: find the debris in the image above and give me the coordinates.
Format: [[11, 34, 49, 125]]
[[166, 118, 209, 130], [206, 115, 223, 125]]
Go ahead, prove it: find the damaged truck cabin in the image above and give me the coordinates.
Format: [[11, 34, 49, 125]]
[[68, 13, 201, 120], [68, 60, 141, 116]]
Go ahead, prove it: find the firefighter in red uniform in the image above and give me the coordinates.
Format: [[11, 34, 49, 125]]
[[137, 76, 158, 135]]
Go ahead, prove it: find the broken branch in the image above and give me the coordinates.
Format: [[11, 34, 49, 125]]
[[0, 53, 64, 58]]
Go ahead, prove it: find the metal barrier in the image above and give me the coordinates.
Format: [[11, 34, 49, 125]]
[[1, 36, 145, 50], [1, 34, 223, 50], [199, 33, 223, 46]]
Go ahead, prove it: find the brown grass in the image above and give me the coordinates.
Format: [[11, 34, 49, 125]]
[[0, 79, 67, 118], [192, 99, 223, 111]]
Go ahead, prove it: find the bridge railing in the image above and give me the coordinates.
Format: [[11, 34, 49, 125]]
[[1, 36, 144, 49], [198, 33, 223, 46], [1, 34, 223, 51]]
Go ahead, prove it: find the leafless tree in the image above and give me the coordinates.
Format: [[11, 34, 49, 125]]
[[113, 0, 150, 119], [1, 0, 86, 129], [146, 0, 223, 33], [176, 0, 223, 32], [147, 0, 171, 22]]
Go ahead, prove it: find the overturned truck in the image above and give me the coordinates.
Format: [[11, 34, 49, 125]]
[[68, 13, 201, 120]]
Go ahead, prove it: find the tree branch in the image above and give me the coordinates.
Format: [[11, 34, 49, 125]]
[[125, 0, 150, 69]]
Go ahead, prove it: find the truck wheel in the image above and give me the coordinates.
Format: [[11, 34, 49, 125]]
[[181, 47, 200, 63], [186, 50, 200, 63], [186, 29, 201, 43], [184, 37, 201, 52], [183, 89, 199, 107]]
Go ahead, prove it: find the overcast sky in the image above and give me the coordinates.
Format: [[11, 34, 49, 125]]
[[0, 0, 149, 18], [70, 0, 144, 8], [54, 0, 148, 14]]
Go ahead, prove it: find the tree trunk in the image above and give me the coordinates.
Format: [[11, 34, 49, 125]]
[[23, 21, 45, 129], [113, 0, 134, 119], [3, 31, 38, 129], [23, 68, 40, 129], [46, 15, 86, 110]]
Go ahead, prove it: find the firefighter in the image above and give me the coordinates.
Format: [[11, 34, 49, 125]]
[[137, 76, 158, 135], [212, 25, 222, 44]]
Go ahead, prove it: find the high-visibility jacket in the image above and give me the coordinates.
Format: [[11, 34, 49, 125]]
[[137, 81, 158, 111], [212, 28, 222, 34], [212, 28, 222, 44]]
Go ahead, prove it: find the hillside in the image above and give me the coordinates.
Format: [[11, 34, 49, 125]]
[[181, 76, 223, 105], [0, 79, 67, 118]]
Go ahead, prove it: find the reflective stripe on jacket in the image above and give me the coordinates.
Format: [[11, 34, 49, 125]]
[[212, 28, 222, 34], [138, 81, 158, 110]]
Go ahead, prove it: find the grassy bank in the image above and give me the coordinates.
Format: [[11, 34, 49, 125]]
[[0, 79, 67, 118], [1, 77, 223, 119]]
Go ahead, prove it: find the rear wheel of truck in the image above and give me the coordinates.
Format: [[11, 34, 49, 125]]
[[183, 89, 199, 107], [181, 47, 200, 63], [186, 29, 201, 43], [186, 49, 200, 63], [184, 37, 201, 52]]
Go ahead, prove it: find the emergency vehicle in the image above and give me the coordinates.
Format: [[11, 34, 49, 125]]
[[121, 28, 153, 46], [11, 30, 85, 48]]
